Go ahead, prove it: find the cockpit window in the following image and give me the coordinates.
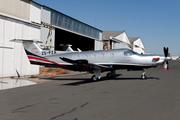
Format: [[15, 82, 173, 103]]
[[124, 50, 138, 56]]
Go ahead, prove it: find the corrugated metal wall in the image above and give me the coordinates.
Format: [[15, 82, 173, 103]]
[[0, 0, 30, 20], [0, 16, 40, 77]]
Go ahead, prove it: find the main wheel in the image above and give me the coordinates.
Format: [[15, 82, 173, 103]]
[[106, 72, 115, 79], [91, 75, 98, 82], [106, 73, 111, 79]]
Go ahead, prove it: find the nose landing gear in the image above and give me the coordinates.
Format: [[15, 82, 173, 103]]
[[141, 69, 146, 80]]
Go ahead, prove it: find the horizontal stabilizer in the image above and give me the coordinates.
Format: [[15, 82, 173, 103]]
[[0, 46, 13, 49], [10, 39, 43, 43]]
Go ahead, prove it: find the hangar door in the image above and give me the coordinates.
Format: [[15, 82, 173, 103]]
[[55, 28, 94, 51]]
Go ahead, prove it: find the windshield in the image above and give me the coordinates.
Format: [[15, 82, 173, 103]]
[[124, 50, 138, 56]]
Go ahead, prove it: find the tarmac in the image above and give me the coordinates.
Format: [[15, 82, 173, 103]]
[[0, 61, 180, 120]]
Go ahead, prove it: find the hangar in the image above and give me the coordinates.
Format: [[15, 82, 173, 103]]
[[0, 0, 102, 77], [40, 6, 103, 51], [128, 37, 145, 54], [0, 0, 41, 77]]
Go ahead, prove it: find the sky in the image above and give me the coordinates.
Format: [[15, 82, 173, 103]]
[[34, 0, 180, 56]]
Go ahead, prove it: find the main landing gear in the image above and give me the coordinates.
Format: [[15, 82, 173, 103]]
[[91, 69, 146, 81], [106, 70, 116, 79], [91, 70, 116, 82], [91, 69, 101, 82], [141, 69, 146, 80]]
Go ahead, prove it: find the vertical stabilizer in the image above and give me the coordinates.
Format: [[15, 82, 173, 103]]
[[10, 39, 43, 56]]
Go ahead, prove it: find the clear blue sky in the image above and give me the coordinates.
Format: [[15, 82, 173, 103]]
[[34, 0, 180, 56]]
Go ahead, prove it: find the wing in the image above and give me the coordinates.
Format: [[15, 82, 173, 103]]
[[60, 57, 113, 71]]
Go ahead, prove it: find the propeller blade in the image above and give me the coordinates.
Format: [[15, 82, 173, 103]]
[[160, 61, 164, 69], [164, 62, 167, 71], [167, 61, 169, 70], [164, 47, 168, 57], [164, 61, 169, 71], [163, 47, 170, 71]]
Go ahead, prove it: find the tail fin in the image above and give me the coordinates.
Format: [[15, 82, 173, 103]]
[[60, 44, 74, 52], [10, 39, 68, 68], [10, 39, 43, 56]]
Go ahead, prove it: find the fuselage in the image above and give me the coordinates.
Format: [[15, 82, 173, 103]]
[[44, 48, 164, 71], [10, 39, 171, 80]]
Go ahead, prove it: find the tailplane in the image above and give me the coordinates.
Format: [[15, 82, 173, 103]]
[[10, 39, 68, 68], [10, 39, 43, 56]]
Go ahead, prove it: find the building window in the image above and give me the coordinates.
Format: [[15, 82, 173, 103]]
[[51, 10, 100, 39]]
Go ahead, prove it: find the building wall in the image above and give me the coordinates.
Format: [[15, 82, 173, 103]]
[[115, 32, 131, 44], [133, 38, 145, 54], [0, 0, 30, 20], [30, 1, 41, 24], [95, 40, 103, 50], [0, 15, 40, 77], [112, 41, 130, 49], [41, 6, 51, 24], [112, 32, 131, 49]]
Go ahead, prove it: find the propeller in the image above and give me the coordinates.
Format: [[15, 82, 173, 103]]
[[163, 47, 169, 71]]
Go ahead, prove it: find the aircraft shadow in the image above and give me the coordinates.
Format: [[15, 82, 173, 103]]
[[113, 76, 159, 80], [61, 76, 160, 86], [32, 74, 159, 86]]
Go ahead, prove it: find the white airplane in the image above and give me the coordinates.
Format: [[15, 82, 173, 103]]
[[10, 39, 171, 81]]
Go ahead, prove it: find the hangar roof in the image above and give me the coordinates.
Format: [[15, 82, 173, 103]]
[[102, 31, 124, 40], [41, 5, 102, 32], [128, 37, 140, 44]]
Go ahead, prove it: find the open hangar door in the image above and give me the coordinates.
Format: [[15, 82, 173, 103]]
[[55, 28, 95, 51]]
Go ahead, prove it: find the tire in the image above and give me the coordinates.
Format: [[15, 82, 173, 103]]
[[91, 75, 98, 82], [106, 73, 111, 79], [141, 75, 146, 80]]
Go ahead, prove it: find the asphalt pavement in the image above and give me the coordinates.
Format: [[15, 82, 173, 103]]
[[0, 61, 180, 120]]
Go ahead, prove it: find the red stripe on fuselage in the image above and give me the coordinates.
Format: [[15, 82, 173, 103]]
[[28, 56, 68, 68]]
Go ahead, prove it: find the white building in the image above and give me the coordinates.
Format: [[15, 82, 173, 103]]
[[0, 0, 41, 77], [129, 37, 145, 54], [102, 31, 131, 50]]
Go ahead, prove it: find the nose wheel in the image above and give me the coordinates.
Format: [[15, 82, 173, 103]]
[[141, 69, 146, 80]]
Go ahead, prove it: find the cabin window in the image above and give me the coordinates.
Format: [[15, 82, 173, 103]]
[[111, 53, 114, 58], [93, 54, 96, 59], [101, 54, 104, 58], [84, 55, 88, 59], [76, 56, 79, 59]]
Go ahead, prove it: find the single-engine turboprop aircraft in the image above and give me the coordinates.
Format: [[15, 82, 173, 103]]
[[10, 39, 171, 81]]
